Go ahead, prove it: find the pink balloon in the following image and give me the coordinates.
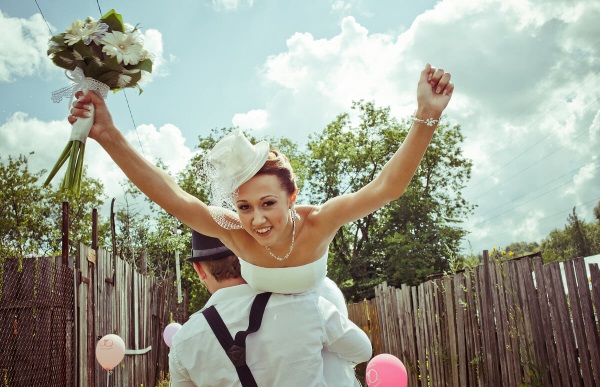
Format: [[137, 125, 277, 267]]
[[365, 354, 408, 387], [95, 334, 125, 371], [163, 322, 182, 348]]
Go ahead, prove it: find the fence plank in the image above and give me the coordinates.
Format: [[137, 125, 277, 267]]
[[532, 257, 562, 385], [454, 274, 467, 387], [573, 258, 600, 383], [490, 260, 514, 385], [564, 259, 594, 386], [549, 261, 582, 386]]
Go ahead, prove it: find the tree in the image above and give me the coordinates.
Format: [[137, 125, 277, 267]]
[[0, 154, 53, 262], [502, 241, 540, 258], [306, 101, 474, 301], [567, 207, 592, 258], [540, 205, 600, 262]]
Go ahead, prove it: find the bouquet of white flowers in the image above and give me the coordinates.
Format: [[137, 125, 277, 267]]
[[44, 9, 153, 195]]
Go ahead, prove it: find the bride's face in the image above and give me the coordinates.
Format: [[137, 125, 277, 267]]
[[235, 174, 293, 248]]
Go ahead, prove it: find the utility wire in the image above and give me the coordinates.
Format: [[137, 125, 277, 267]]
[[475, 163, 599, 219], [474, 196, 600, 243], [469, 96, 600, 203], [34, 0, 53, 34], [465, 65, 600, 194], [475, 164, 600, 225], [478, 38, 600, 166]]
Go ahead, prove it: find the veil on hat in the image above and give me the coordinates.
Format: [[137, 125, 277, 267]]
[[198, 129, 270, 230]]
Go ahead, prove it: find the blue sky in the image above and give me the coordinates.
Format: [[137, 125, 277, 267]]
[[1, 0, 599, 256]]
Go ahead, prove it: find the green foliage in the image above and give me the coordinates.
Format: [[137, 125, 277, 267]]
[[0, 154, 53, 261], [501, 241, 540, 258], [0, 154, 110, 261], [540, 205, 600, 263], [306, 101, 474, 301]]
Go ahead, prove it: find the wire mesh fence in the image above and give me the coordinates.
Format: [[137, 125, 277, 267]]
[[0, 256, 75, 387]]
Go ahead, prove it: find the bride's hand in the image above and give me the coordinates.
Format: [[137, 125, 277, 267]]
[[68, 90, 116, 142], [416, 63, 454, 118]]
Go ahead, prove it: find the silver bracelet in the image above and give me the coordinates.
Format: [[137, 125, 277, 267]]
[[411, 115, 439, 127]]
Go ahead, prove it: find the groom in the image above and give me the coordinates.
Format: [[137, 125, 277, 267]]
[[169, 231, 372, 386]]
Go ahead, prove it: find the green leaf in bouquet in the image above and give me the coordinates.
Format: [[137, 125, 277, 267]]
[[47, 45, 62, 56], [49, 33, 67, 46], [84, 57, 113, 81], [51, 50, 78, 71], [103, 55, 124, 72], [101, 9, 125, 33], [129, 58, 153, 73], [47, 41, 65, 56], [136, 84, 144, 95], [97, 71, 121, 89], [72, 40, 94, 59], [127, 70, 143, 87]]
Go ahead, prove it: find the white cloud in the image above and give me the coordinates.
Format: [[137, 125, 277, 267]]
[[232, 109, 269, 130], [211, 0, 254, 12], [331, 0, 351, 12], [0, 112, 195, 202], [125, 123, 197, 174], [0, 11, 54, 82], [139, 29, 170, 83]]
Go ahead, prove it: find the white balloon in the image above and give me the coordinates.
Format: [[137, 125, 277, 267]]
[[96, 334, 126, 370], [163, 322, 182, 348]]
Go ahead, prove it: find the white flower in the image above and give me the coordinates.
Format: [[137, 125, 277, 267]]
[[64, 20, 85, 45], [101, 31, 144, 65], [64, 19, 108, 46]]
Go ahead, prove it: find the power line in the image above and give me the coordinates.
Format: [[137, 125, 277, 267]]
[[34, 0, 53, 34], [471, 196, 600, 244], [475, 164, 600, 225], [464, 36, 600, 179], [468, 98, 600, 203], [466, 93, 600, 201], [123, 90, 146, 157], [465, 66, 600, 194], [475, 163, 598, 219]]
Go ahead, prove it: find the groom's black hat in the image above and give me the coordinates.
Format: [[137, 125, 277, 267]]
[[187, 230, 235, 262]]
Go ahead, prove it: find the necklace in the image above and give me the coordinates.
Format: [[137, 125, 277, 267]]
[[264, 211, 296, 261]]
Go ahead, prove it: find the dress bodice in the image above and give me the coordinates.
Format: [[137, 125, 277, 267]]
[[239, 250, 328, 294]]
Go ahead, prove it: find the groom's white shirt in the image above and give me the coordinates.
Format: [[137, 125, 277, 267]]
[[169, 284, 372, 386]]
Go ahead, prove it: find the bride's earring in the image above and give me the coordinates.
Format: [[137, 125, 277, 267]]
[[290, 205, 298, 220]]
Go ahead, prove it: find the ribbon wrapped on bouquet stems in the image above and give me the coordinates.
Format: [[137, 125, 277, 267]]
[[43, 9, 153, 195]]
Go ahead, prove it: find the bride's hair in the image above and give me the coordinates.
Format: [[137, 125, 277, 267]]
[[256, 149, 297, 196]]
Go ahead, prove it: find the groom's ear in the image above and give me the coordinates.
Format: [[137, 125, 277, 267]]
[[193, 262, 207, 280]]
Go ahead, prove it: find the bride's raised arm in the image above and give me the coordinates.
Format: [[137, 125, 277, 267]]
[[315, 63, 454, 230], [69, 90, 226, 239]]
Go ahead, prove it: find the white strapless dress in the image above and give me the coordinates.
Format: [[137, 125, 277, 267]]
[[239, 250, 347, 316], [239, 251, 362, 387]]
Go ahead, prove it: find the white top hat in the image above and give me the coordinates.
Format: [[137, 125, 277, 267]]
[[203, 129, 270, 229], [207, 129, 270, 189]]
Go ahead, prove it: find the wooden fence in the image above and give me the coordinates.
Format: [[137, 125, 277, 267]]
[[348, 253, 600, 386], [78, 243, 188, 387], [0, 244, 187, 386]]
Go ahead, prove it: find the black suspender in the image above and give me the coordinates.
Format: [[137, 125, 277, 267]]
[[202, 292, 272, 387]]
